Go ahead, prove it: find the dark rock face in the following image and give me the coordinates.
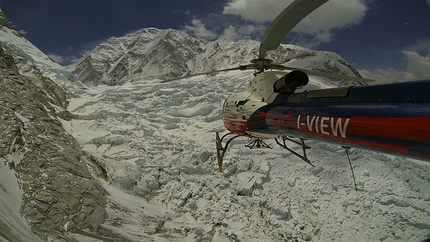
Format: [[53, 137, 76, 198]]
[[0, 44, 107, 240]]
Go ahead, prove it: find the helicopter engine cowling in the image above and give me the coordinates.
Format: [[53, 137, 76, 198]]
[[274, 70, 309, 94]]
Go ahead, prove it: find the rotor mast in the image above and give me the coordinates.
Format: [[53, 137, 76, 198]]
[[257, 0, 329, 62]]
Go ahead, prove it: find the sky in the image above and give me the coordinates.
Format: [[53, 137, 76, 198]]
[[1, 0, 430, 82]]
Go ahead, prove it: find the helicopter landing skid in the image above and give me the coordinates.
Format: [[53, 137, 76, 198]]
[[216, 132, 241, 172], [275, 136, 314, 167], [245, 138, 272, 149], [216, 133, 314, 172]]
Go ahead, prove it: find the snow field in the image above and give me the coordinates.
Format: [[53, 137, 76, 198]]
[[66, 73, 430, 241]]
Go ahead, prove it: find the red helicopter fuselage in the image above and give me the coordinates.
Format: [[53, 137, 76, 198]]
[[222, 71, 430, 162]]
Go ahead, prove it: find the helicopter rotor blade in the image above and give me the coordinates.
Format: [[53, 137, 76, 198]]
[[161, 0, 371, 84], [160, 67, 244, 83], [259, 0, 329, 59], [280, 66, 374, 82]]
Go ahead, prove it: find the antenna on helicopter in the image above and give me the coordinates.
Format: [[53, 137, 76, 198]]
[[343, 146, 358, 191]]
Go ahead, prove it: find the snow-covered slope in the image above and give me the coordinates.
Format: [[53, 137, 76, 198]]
[[71, 27, 365, 87], [1, 10, 107, 241], [0, 10, 79, 89], [65, 72, 430, 241]]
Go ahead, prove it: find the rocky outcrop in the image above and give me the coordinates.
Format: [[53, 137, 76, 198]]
[[0, 9, 19, 33], [0, 44, 107, 240]]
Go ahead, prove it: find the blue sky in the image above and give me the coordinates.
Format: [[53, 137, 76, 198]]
[[1, 0, 430, 82]]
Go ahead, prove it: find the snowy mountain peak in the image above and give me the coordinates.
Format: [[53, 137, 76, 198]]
[[72, 27, 365, 86], [0, 9, 77, 89], [0, 8, 18, 32]]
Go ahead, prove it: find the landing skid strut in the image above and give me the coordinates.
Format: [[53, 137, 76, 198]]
[[275, 136, 314, 167], [215, 132, 315, 171], [245, 139, 272, 149], [216, 132, 241, 172], [215, 133, 358, 190]]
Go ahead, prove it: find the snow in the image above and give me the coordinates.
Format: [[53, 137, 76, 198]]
[[0, 158, 42, 242], [169, 104, 216, 118], [63, 72, 430, 241], [0, 28, 73, 86]]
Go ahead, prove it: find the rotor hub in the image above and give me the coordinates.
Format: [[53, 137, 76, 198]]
[[250, 58, 274, 70]]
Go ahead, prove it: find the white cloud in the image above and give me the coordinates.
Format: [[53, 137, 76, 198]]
[[359, 49, 430, 84], [47, 52, 79, 65], [222, 0, 368, 46], [219, 24, 266, 41], [47, 53, 64, 63], [427, 0, 430, 6], [19, 29, 27, 35], [184, 19, 218, 40], [223, 0, 293, 23], [405, 38, 430, 53], [403, 50, 430, 80], [358, 68, 412, 85]]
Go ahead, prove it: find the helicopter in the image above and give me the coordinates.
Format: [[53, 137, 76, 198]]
[[162, 0, 430, 172]]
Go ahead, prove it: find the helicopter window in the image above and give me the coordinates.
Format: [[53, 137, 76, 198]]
[[222, 100, 228, 112]]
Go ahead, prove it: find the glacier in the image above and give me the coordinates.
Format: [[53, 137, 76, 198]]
[[62, 72, 430, 241]]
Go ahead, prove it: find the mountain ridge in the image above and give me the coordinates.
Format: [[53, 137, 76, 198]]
[[0, 10, 109, 241], [71, 27, 365, 86]]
